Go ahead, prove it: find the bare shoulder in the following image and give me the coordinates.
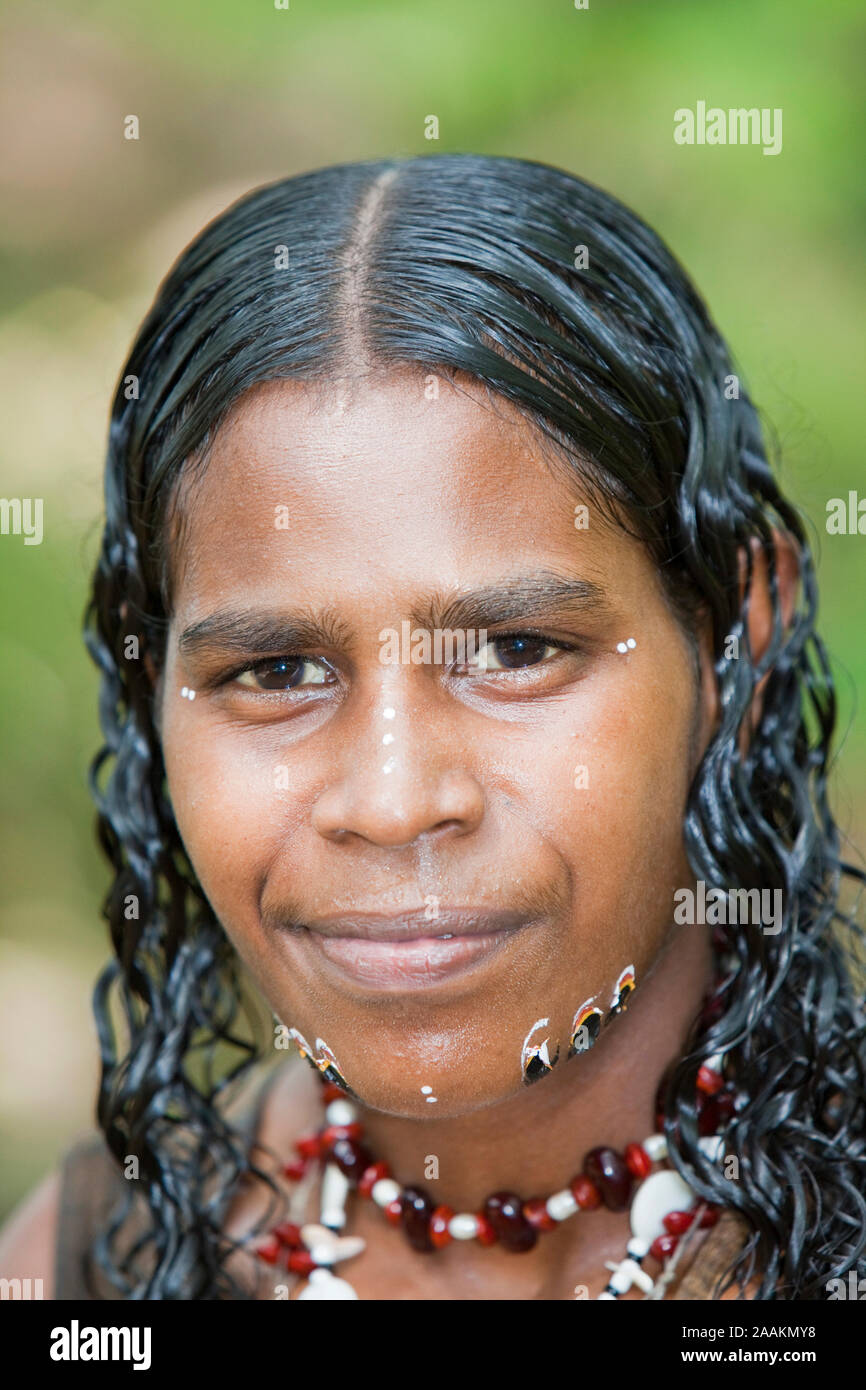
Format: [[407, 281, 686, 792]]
[[0, 1167, 62, 1299]]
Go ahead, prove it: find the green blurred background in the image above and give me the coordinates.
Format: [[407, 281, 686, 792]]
[[1, 0, 864, 1221]]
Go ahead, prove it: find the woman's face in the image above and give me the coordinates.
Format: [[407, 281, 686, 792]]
[[159, 369, 715, 1117]]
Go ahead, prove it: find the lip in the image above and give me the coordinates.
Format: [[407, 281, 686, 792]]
[[294, 907, 536, 992]]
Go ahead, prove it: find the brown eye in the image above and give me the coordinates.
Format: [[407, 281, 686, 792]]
[[481, 635, 557, 670], [235, 656, 332, 691]]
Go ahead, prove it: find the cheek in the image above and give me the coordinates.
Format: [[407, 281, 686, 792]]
[[507, 661, 695, 977], [161, 711, 283, 933]]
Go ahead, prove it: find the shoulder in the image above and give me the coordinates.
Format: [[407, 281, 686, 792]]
[[0, 1059, 311, 1303], [0, 1163, 63, 1299]]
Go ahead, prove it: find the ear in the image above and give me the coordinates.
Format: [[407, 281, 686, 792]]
[[740, 528, 800, 730]]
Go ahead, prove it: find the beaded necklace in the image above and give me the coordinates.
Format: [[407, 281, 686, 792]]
[[254, 1051, 737, 1300]]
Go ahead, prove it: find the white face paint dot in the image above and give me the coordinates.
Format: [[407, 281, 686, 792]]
[[616, 639, 637, 654], [616, 643, 627, 654], [626, 637, 636, 649], [421, 1085, 437, 1103], [180, 686, 196, 700]]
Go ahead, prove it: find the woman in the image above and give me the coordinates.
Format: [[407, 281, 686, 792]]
[[2, 153, 864, 1300]]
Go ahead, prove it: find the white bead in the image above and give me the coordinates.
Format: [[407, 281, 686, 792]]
[[326, 1099, 358, 1126], [699, 1135, 725, 1162], [448, 1213, 480, 1240], [630, 1169, 696, 1244], [630, 1265, 656, 1293], [643, 1132, 668, 1161], [626, 1236, 649, 1259], [371, 1178, 401, 1208], [297, 1268, 359, 1300], [609, 1267, 633, 1293], [546, 1188, 579, 1221], [705, 1052, 726, 1073], [309, 1242, 339, 1266], [597, 1291, 616, 1300], [320, 1210, 346, 1230], [320, 1163, 350, 1228]]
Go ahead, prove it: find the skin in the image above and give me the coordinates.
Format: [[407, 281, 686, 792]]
[[0, 366, 796, 1299], [158, 367, 720, 1299]]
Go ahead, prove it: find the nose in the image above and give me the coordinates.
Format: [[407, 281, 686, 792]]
[[310, 693, 485, 849]]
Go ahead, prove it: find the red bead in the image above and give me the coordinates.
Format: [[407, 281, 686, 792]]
[[523, 1198, 556, 1231], [663, 1208, 697, 1236], [475, 1213, 497, 1246], [698, 1096, 721, 1136], [287, 1249, 316, 1275], [282, 1159, 308, 1181], [583, 1148, 633, 1212], [483, 1192, 537, 1252], [295, 1133, 322, 1160], [430, 1206, 454, 1248], [570, 1175, 602, 1210], [650, 1234, 679, 1261], [330, 1137, 374, 1184], [256, 1237, 281, 1265], [358, 1161, 390, 1198], [321, 1082, 348, 1102], [697, 1065, 724, 1096], [273, 1221, 302, 1248], [321, 1122, 363, 1148], [401, 1186, 436, 1253], [624, 1143, 652, 1179], [699, 1205, 720, 1228], [698, 1089, 734, 1135], [701, 993, 726, 1027], [384, 1199, 403, 1226]]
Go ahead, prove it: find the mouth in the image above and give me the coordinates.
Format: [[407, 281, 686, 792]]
[[287, 907, 538, 993]]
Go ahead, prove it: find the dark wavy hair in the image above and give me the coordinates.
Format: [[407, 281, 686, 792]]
[[83, 152, 866, 1300]]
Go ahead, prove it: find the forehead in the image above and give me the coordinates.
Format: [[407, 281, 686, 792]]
[[166, 370, 649, 619]]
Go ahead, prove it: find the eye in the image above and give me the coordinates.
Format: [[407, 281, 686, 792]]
[[234, 655, 334, 691], [465, 632, 573, 672]]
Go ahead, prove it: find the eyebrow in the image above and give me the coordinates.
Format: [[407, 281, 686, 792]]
[[176, 570, 614, 660]]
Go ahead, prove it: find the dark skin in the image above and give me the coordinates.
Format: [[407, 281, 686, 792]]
[[0, 366, 796, 1298]]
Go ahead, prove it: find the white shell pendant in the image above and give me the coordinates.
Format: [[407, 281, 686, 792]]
[[299, 1223, 366, 1266], [629, 1169, 696, 1244], [297, 1268, 359, 1301]]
